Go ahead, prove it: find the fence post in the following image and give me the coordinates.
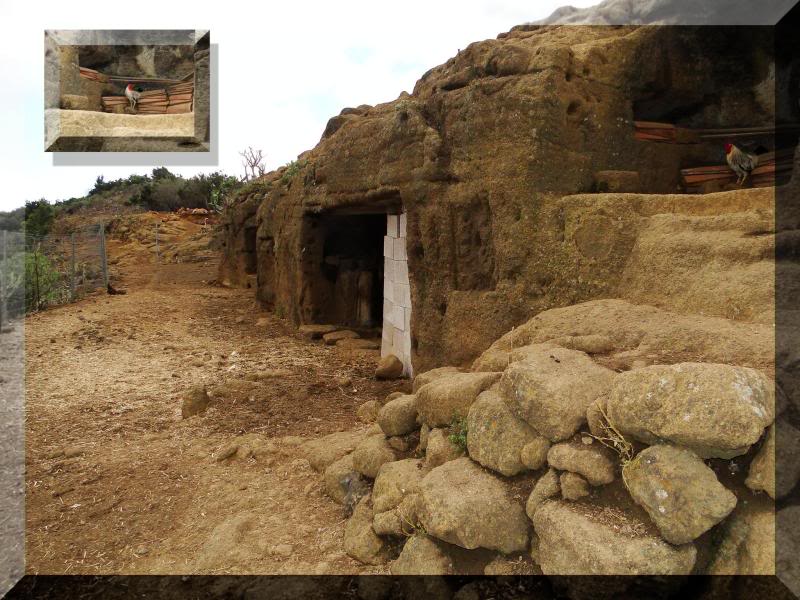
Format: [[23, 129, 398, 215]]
[[0, 229, 5, 331], [70, 233, 76, 300], [99, 224, 109, 288], [155, 222, 160, 263]]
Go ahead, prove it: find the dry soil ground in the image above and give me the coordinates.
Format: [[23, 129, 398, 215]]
[[25, 215, 405, 575]]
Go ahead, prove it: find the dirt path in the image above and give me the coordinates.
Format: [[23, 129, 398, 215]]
[[25, 228, 406, 575]]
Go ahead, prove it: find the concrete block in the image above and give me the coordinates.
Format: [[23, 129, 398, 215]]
[[399, 212, 407, 238], [393, 327, 408, 356], [394, 258, 409, 282], [384, 236, 394, 259], [393, 305, 405, 330], [394, 283, 411, 308], [384, 257, 395, 282], [393, 237, 407, 261], [387, 215, 399, 238], [384, 278, 394, 303]]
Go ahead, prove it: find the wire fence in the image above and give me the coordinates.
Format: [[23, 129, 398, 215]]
[[0, 225, 108, 328], [0, 231, 25, 332]]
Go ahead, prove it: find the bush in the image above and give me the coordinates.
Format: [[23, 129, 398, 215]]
[[448, 416, 468, 451], [24, 200, 54, 238], [25, 249, 66, 311]]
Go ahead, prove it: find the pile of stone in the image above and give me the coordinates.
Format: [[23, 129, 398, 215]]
[[309, 337, 781, 576]]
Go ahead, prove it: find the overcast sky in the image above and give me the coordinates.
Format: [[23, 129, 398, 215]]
[[0, 0, 598, 212]]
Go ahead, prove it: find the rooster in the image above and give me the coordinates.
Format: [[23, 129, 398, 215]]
[[124, 83, 141, 111], [725, 143, 760, 186]]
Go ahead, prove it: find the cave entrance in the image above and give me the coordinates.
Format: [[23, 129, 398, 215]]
[[302, 205, 413, 376], [303, 210, 386, 330]]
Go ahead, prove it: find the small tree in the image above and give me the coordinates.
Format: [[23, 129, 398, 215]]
[[240, 147, 266, 181]]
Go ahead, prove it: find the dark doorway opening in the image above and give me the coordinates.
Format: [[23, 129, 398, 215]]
[[303, 211, 385, 329], [243, 226, 258, 275]]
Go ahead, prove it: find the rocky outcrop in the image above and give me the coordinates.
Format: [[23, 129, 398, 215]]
[[219, 24, 778, 371]]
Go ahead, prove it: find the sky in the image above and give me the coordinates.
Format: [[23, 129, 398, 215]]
[[0, 0, 599, 212]]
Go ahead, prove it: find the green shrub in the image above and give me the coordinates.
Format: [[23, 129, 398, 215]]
[[448, 416, 468, 451]]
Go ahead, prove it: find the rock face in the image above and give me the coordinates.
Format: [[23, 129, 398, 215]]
[[219, 25, 778, 371], [499, 346, 616, 441], [416, 372, 501, 427], [607, 363, 774, 458], [377, 395, 418, 436], [623, 444, 737, 544], [546, 439, 616, 486], [416, 457, 529, 553], [466, 388, 540, 476], [533, 500, 697, 575]]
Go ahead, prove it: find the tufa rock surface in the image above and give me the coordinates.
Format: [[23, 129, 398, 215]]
[[607, 363, 774, 458], [416, 457, 529, 554], [623, 444, 737, 544]]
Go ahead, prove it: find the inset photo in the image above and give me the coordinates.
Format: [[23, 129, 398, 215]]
[[44, 30, 210, 152]]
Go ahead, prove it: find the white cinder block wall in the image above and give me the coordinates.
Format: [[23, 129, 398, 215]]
[[382, 212, 413, 377]]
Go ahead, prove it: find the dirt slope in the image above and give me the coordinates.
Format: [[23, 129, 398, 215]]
[[25, 218, 403, 575]]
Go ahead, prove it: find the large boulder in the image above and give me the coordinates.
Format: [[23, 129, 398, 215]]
[[499, 345, 616, 442], [466, 387, 540, 476], [746, 421, 800, 500], [533, 500, 697, 575], [546, 438, 616, 486], [425, 428, 465, 469], [390, 534, 455, 575], [352, 435, 399, 479], [416, 457, 529, 554], [390, 534, 493, 575], [343, 499, 390, 565], [373, 458, 425, 514], [705, 494, 775, 575], [623, 444, 737, 544], [606, 363, 774, 459], [413, 366, 462, 392], [377, 394, 418, 437], [323, 453, 359, 504], [416, 372, 501, 427], [299, 429, 365, 472]]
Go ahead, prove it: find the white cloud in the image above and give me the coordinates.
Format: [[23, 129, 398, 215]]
[[0, 0, 598, 211]]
